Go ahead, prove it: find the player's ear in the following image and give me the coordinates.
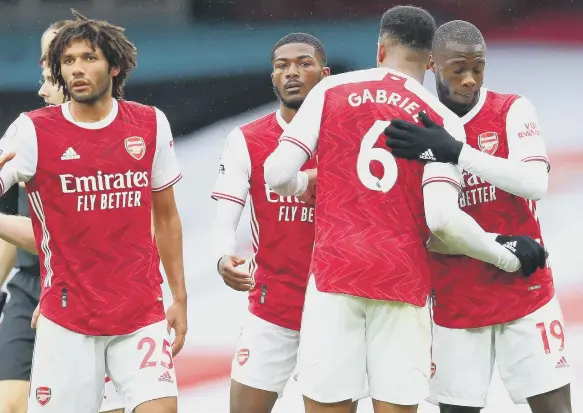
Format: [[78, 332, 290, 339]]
[[376, 42, 385, 67], [428, 55, 436, 73], [321, 66, 331, 78], [110, 66, 121, 77], [270, 72, 275, 87]]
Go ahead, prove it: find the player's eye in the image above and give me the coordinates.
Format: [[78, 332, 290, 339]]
[[86, 55, 97, 61], [277, 63, 288, 69], [300, 61, 312, 67]]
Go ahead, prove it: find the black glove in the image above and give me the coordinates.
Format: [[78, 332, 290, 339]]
[[384, 112, 464, 164], [0, 291, 6, 314], [495, 235, 547, 277]]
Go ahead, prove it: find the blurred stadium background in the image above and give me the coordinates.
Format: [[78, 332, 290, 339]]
[[1, 0, 582, 411]]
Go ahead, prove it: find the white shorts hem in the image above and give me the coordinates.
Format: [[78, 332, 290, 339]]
[[426, 394, 486, 408], [231, 376, 285, 399], [510, 379, 571, 405]]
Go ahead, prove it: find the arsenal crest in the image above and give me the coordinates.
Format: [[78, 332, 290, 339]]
[[36, 386, 51, 406], [237, 348, 250, 366], [124, 136, 146, 160], [477, 132, 499, 155]]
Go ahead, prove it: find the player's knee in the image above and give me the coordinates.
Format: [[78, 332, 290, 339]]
[[439, 403, 481, 413]]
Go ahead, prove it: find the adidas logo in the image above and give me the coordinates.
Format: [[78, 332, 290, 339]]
[[503, 241, 517, 253], [61, 147, 80, 160], [157, 371, 174, 383], [419, 149, 436, 161], [555, 356, 569, 369]]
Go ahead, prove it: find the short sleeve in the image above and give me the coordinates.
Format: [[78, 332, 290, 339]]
[[0, 114, 38, 195], [506, 97, 550, 171], [152, 108, 182, 191], [279, 78, 329, 159], [210, 127, 251, 207], [422, 162, 462, 192]]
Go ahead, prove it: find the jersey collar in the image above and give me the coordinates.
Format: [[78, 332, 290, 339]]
[[61, 98, 119, 130], [460, 88, 488, 124], [275, 109, 288, 130]]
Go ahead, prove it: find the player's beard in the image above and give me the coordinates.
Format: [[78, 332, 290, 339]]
[[273, 86, 304, 110], [436, 80, 477, 118], [69, 76, 111, 105]]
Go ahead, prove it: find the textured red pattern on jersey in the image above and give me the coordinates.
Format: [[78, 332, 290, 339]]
[[242, 113, 316, 330], [311, 73, 448, 305], [26, 101, 164, 335], [430, 91, 554, 328]]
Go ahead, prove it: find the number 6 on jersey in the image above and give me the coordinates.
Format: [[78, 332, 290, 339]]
[[356, 120, 398, 193]]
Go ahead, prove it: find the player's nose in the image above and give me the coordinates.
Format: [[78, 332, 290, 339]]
[[38, 85, 48, 99], [285, 63, 300, 78], [461, 74, 477, 88]]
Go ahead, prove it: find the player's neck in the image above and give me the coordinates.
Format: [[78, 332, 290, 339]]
[[379, 52, 427, 84], [68, 96, 114, 123], [279, 105, 297, 124]]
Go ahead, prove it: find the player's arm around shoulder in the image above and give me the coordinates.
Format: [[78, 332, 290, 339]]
[[264, 78, 328, 196], [422, 163, 521, 273]]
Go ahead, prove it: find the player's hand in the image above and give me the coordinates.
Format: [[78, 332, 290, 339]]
[[31, 304, 40, 328], [384, 112, 464, 164], [298, 168, 317, 206], [166, 300, 187, 357], [0, 151, 15, 169], [217, 255, 254, 291], [495, 235, 547, 277]]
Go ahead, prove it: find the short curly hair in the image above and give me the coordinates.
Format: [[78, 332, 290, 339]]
[[47, 9, 137, 100], [379, 5, 437, 52]]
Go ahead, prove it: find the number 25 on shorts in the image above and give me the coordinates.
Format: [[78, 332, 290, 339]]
[[536, 320, 565, 354], [357, 120, 398, 193], [138, 337, 174, 369]]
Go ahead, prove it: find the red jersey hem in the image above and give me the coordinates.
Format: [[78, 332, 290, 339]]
[[39, 310, 166, 336], [316, 282, 428, 308], [433, 292, 554, 329], [249, 307, 301, 331]]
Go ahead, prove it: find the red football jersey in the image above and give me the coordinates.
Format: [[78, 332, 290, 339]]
[[0, 99, 182, 335], [212, 111, 316, 330], [280, 68, 467, 306], [430, 89, 554, 328]]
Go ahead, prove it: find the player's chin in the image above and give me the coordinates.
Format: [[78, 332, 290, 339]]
[[283, 96, 304, 110]]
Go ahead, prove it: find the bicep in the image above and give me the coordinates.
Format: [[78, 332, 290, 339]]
[[152, 186, 179, 219]]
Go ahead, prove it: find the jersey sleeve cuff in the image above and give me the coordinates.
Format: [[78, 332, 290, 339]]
[[521, 156, 550, 172], [422, 176, 462, 192], [210, 192, 246, 206], [152, 173, 182, 192], [279, 136, 314, 159]]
